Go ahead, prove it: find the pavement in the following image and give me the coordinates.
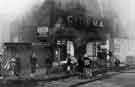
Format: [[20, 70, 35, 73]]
[[0, 65, 129, 86], [69, 72, 120, 87], [0, 67, 80, 86], [0, 72, 78, 84], [0, 71, 120, 87]]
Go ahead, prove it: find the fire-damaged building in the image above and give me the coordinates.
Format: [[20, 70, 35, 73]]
[[2, 0, 115, 75]]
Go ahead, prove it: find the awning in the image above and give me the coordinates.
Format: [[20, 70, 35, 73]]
[[4, 42, 31, 47]]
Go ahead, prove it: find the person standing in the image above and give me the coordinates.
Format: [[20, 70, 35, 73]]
[[70, 56, 77, 73], [30, 52, 37, 76], [66, 54, 72, 74], [83, 54, 91, 79], [77, 55, 84, 79], [0, 55, 3, 79], [9, 57, 16, 76], [115, 58, 120, 67], [14, 57, 21, 77], [45, 55, 53, 75]]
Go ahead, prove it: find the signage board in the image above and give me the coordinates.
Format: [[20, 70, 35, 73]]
[[37, 26, 49, 37], [66, 16, 104, 29]]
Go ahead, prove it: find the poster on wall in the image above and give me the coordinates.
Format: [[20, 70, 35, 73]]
[[86, 43, 94, 57], [67, 41, 74, 56]]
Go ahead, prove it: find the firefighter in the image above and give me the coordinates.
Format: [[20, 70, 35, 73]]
[[66, 54, 72, 74], [83, 54, 92, 79], [70, 56, 77, 73]]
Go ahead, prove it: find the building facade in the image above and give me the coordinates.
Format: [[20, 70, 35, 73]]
[[112, 38, 135, 63], [2, 0, 112, 75]]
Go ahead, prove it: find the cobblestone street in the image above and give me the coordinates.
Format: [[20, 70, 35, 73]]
[[77, 70, 135, 87], [40, 70, 135, 87]]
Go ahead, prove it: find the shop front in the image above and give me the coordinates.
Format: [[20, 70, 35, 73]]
[[3, 42, 53, 76], [52, 13, 105, 60]]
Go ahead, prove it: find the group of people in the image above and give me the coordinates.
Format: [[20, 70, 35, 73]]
[[65, 53, 121, 79], [0, 51, 120, 79], [77, 54, 93, 79], [65, 54, 93, 79]]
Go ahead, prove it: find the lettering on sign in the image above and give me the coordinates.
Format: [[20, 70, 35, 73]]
[[66, 16, 104, 29], [92, 19, 104, 27]]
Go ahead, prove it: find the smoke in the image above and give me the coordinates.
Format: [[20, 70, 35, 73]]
[[0, 0, 45, 42], [0, 0, 134, 43], [101, 0, 135, 38]]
